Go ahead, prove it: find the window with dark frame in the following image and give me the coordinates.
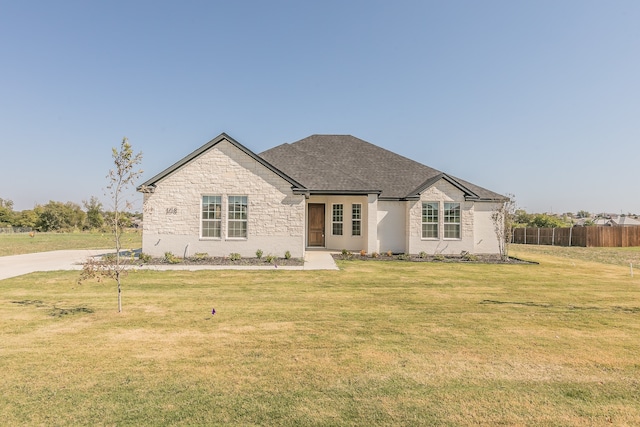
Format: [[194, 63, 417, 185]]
[[352, 203, 361, 236], [332, 204, 343, 235]]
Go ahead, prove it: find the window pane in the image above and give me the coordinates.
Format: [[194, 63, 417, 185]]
[[228, 221, 247, 238], [202, 196, 221, 238], [443, 203, 460, 238], [352, 204, 361, 236], [227, 196, 248, 238], [333, 204, 343, 222], [422, 202, 439, 238], [444, 203, 460, 223], [333, 223, 343, 236], [202, 221, 221, 238], [332, 204, 343, 235], [444, 224, 460, 239], [352, 204, 361, 220]]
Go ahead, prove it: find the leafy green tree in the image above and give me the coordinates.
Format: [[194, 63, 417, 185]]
[[513, 209, 532, 227], [36, 201, 86, 231], [529, 213, 568, 228], [0, 199, 15, 227], [83, 196, 104, 230], [15, 209, 39, 228], [81, 138, 143, 313]]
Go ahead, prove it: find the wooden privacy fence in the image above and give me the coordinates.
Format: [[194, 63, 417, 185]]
[[512, 226, 640, 247]]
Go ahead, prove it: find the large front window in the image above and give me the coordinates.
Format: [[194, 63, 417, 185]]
[[422, 202, 438, 239], [332, 204, 343, 235], [228, 196, 248, 238], [202, 196, 221, 238], [444, 202, 461, 239]]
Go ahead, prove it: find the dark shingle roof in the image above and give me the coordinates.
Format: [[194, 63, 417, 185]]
[[260, 135, 504, 201]]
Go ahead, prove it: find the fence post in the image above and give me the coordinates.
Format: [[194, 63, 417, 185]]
[[537, 228, 540, 245], [552, 228, 555, 246], [569, 227, 572, 247], [524, 227, 527, 245]]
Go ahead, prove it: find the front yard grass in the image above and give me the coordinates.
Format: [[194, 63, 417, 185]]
[[1, 246, 639, 425], [0, 230, 142, 256]]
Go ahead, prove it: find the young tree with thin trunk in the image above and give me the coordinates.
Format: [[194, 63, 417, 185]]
[[80, 138, 143, 312], [492, 194, 516, 261]]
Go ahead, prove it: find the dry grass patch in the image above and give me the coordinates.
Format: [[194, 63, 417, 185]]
[[0, 230, 142, 256], [0, 248, 639, 425]]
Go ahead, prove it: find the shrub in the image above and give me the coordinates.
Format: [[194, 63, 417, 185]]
[[397, 253, 411, 261], [229, 252, 241, 261], [284, 250, 291, 260], [386, 250, 393, 257], [433, 254, 445, 262], [418, 251, 428, 259], [360, 249, 366, 257], [340, 249, 353, 260], [371, 252, 379, 258], [265, 254, 276, 263], [256, 249, 263, 259], [193, 252, 208, 260], [164, 252, 182, 264], [463, 252, 478, 262], [139, 253, 152, 263]]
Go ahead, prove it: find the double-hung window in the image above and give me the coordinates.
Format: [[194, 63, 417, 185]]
[[202, 196, 222, 238], [228, 196, 248, 238], [332, 204, 343, 235], [352, 204, 362, 236], [444, 202, 461, 239], [422, 202, 439, 239]]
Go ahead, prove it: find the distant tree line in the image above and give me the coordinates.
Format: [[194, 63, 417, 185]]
[[512, 209, 639, 228], [0, 196, 141, 232]]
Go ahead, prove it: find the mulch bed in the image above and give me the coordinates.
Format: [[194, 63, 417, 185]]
[[332, 253, 535, 264], [126, 256, 305, 267]]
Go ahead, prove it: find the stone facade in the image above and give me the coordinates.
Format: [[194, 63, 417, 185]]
[[141, 139, 305, 258], [407, 179, 500, 255]]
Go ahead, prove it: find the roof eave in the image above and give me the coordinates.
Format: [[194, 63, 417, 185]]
[[407, 173, 480, 200], [136, 133, 305, 192]]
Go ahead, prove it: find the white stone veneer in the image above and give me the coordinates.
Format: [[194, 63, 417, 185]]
[[141, 139, 305, 258]]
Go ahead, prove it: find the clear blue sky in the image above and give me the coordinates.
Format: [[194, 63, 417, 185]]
[[1, 1, 638, 215]]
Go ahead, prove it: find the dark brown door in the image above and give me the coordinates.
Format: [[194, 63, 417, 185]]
[[308, 204, 325, 247]]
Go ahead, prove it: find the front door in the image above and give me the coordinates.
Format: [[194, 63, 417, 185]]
[[308, 203, 325, 247]]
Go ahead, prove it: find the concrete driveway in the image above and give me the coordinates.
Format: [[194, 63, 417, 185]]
[[0, 250, 338, 281], [0, 250, 107, 281]]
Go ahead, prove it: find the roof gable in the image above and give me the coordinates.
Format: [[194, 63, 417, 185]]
[[137, 133, 304, 192]]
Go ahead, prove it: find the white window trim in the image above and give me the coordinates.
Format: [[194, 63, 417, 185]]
[[352, 203, 362, 237], [421, 201, 439, 240], [227, 195, 248, 240], [332, 203, 343, 236], [200, 195, 222, 240], [443, 202, 462, 240]]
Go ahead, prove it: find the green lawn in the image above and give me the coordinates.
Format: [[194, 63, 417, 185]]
[[1, 245, 639, 425], [0, 230, 142, 256]]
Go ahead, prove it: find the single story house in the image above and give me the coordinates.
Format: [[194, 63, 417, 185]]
[[137, 133, 506, 258]]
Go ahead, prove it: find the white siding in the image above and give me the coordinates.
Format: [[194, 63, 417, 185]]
[[377, 200, 406, 254], [472, 201, 502, 254]]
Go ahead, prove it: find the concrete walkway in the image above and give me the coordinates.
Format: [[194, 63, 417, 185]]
[[0, 249, 338, 281]]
